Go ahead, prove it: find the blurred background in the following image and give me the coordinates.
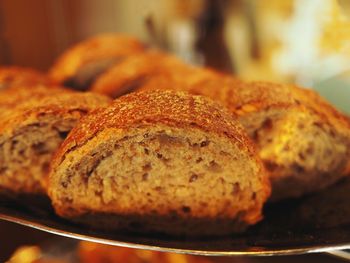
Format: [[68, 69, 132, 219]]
[[1, 0, 350, 112], [1, 0, 350, 261]]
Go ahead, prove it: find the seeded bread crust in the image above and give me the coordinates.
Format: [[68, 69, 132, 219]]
[[0, 86, 111, 194], [0, 67, 55, 90], [49, 34, 146, 89], [48, 90, 270, 236]]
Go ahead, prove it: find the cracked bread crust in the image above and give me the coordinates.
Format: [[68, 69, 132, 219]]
[[49, 34, 146, 90], [0, 86, 111, 194], [48, 90, 270, 236]]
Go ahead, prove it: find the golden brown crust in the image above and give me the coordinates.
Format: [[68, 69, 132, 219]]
[[0, 66, 56, 90], [290, 84, 350, 131], [142, 77, 294, 112], [49, 34, 147, 84], [141, 76, 350, 134], [52, 90, 270, 196], [140, 73, 350, 200], [215, 80, 296, 112], [212, 81, 350, 199], [52, 90, 262, 168], [0, 88, 111, 136], [90, 50, 197, 98], [0, 85, 72, 111], [0, 87, 111, 194], [220, 81, 350, 140], [49, 90, 270, 234]]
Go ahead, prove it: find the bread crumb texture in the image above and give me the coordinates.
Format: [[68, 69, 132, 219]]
[[0, 86, 111, 194], [141, 77, 350, 200], [49, 90, 270, 236]]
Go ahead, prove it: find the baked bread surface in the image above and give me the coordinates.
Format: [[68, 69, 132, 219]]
[[0, 67, 55, 90], [48, 90, 270, 236], [0, 86, 111, 194], [215, 81, 350, 200], [0, 85, 69, 111], [90, 50, 195, 98], [49, 34, 146, 90], [141, 77, 350, 200]]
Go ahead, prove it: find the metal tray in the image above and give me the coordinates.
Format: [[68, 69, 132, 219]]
[[1, 178, 350, 257]]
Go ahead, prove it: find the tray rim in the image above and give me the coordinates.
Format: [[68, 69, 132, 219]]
[[1, 213, 350, 257]]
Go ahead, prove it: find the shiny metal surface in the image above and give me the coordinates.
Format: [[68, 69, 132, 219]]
[[1, 178, 350, 257], [327, 250, 350, 261]]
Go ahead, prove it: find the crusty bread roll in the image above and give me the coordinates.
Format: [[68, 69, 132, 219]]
[[0, 67, 55, 90], [141, 77, 350, 201], [49, 34, 146, 90], [90, 50, 217, 98], [48, 90, 270, 236], [0, 86, 111, 194], [230, 81, 350, 201]]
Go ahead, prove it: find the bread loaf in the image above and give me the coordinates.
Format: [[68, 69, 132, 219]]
[[0, 86, 111, 194], [49, 33, 350, 201], [48, 90, 270, 236], [247, 82, 350, 201], [141, 78, 350, 201], [90, 50, 220, 98], [49, 34, 146, 90], [0, 67, 55, 90]]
